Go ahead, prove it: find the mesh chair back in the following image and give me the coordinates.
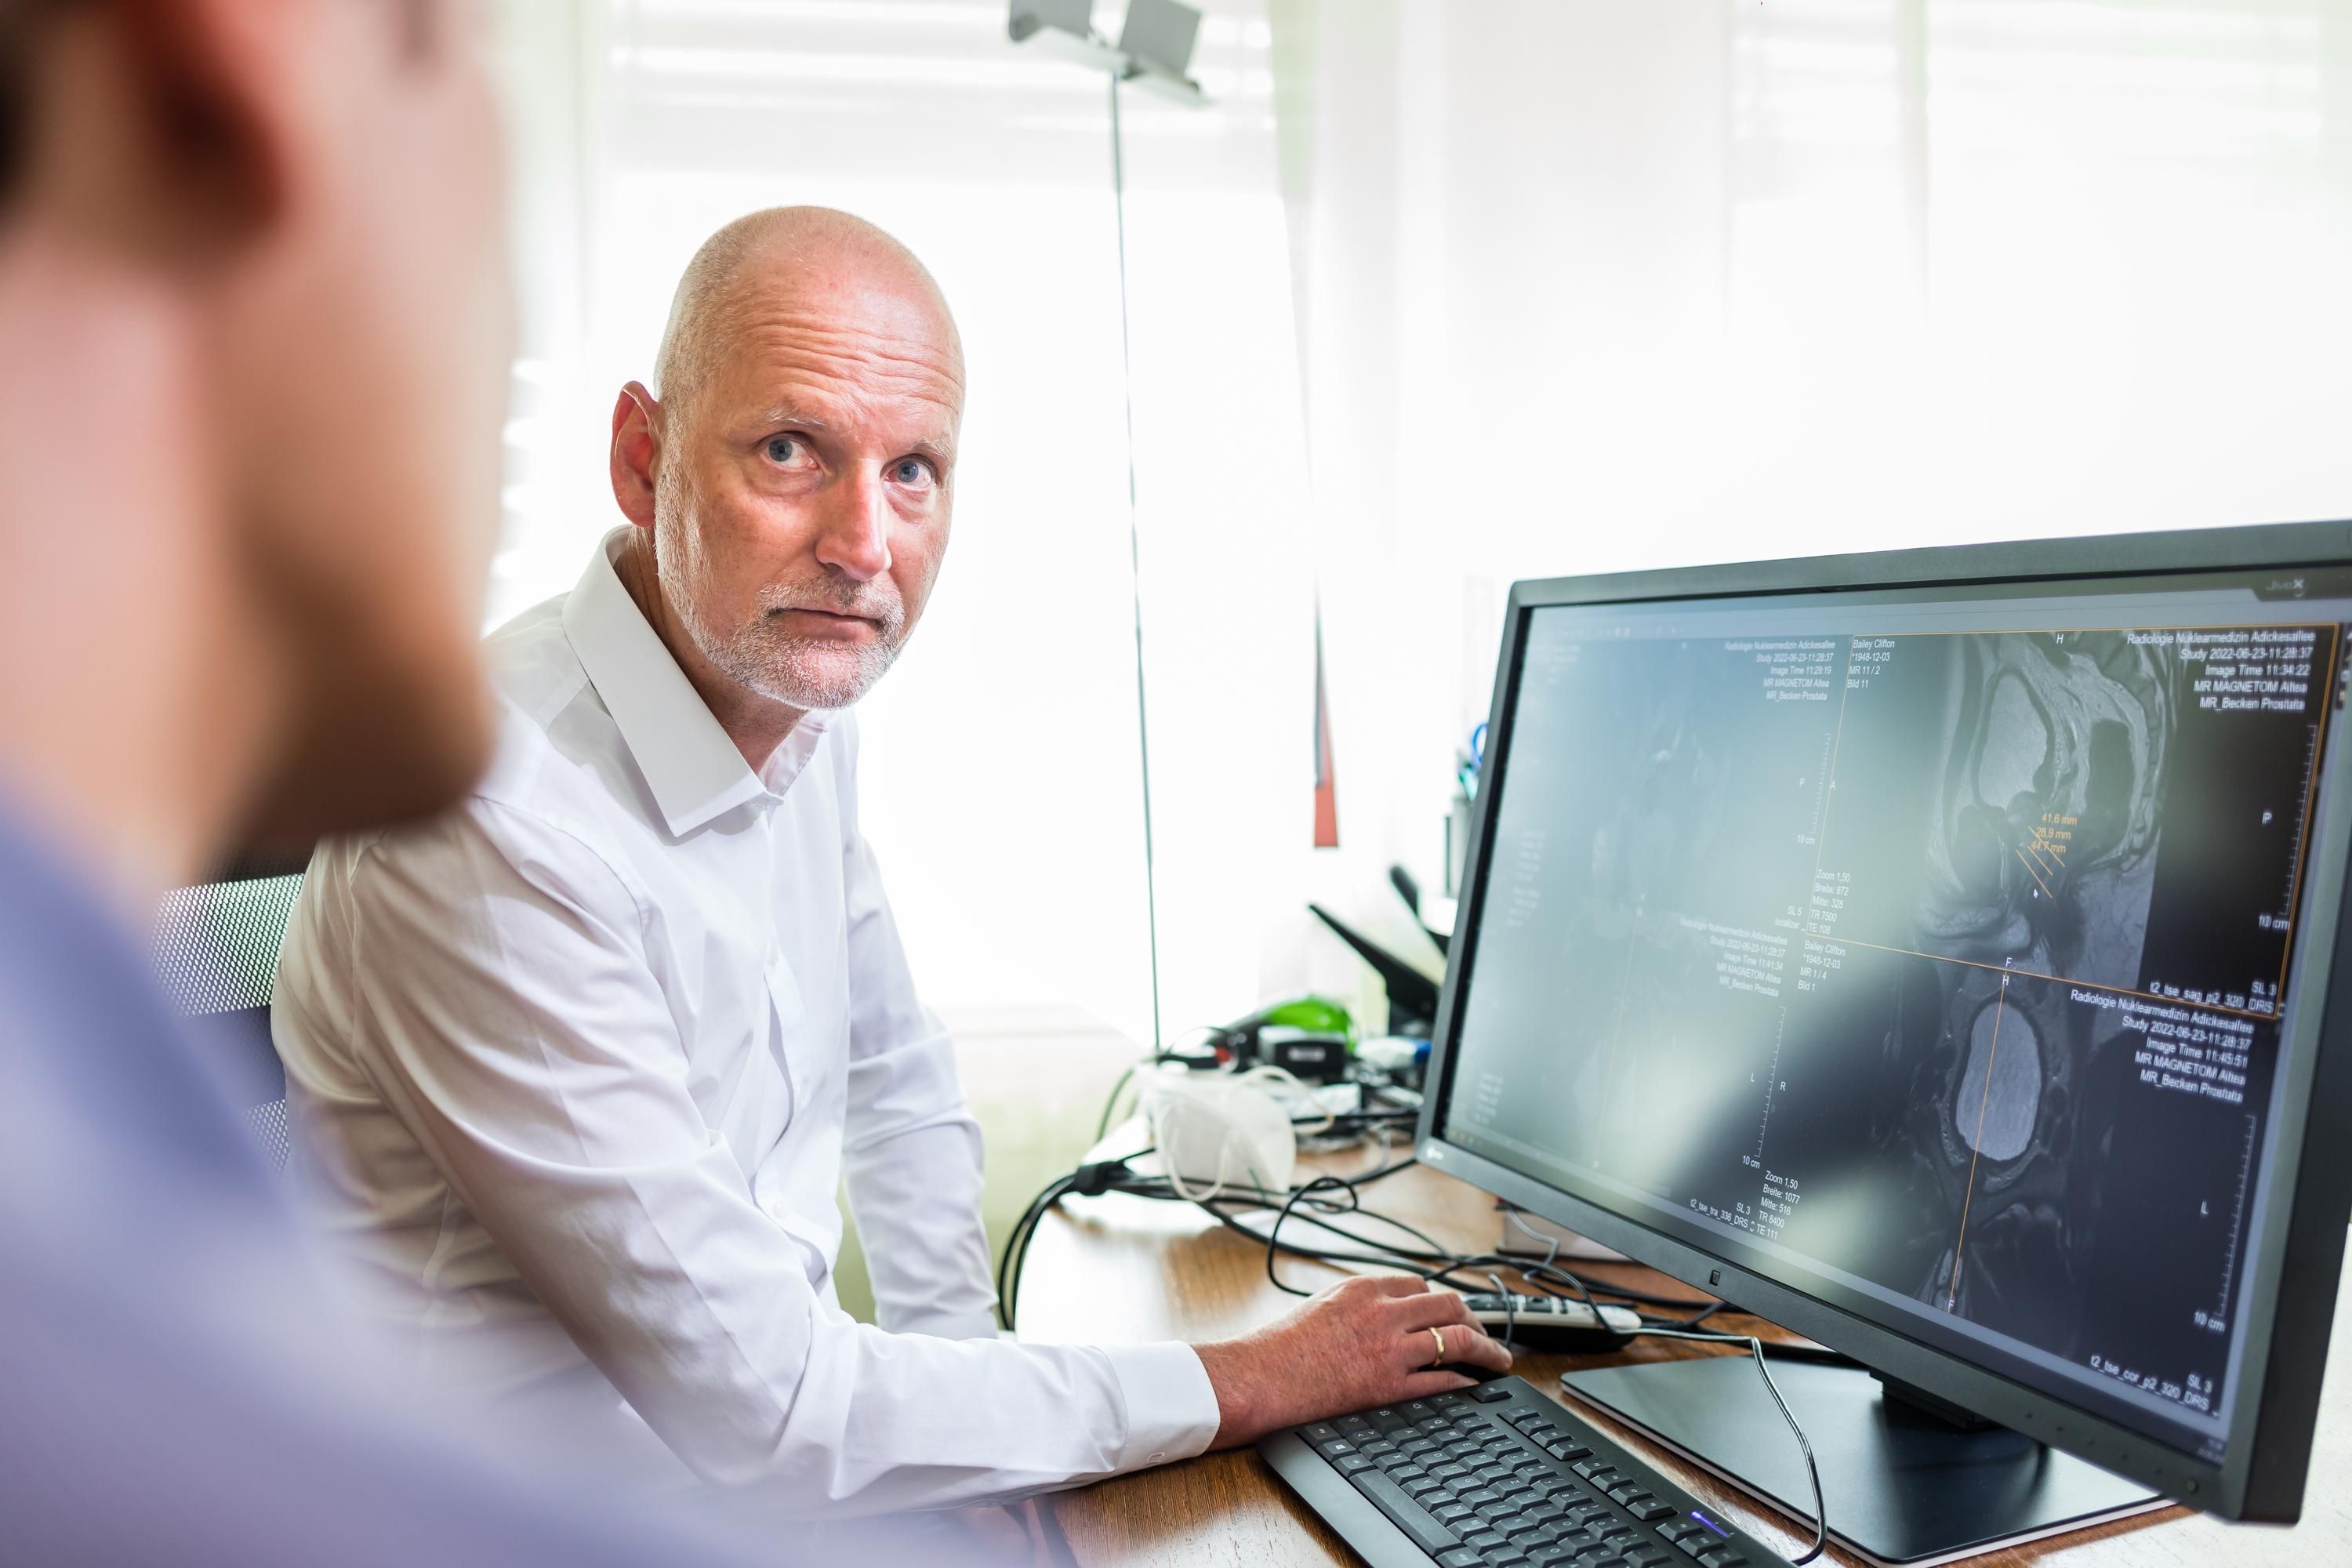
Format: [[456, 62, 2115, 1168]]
[[152, 851, 310, 1171]]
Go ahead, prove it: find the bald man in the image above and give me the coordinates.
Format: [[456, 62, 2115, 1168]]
[[270, 206, 1508, 1513]]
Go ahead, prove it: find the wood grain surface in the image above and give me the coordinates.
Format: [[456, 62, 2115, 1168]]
[[1011, 1131, 2350, 1566]]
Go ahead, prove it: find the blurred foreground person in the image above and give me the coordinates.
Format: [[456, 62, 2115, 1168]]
[[0, 3, 976, 1561]]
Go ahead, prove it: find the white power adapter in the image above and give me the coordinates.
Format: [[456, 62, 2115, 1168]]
[[1142, 1069, 1301, 1198]]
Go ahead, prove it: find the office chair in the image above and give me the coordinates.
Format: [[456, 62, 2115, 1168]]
[[151, 850, 311, 1171]]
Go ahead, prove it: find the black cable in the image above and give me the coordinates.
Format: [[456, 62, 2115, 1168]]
[[1001, 1149, 1835, 1562], [1619, 1327, 1829, 1565], [1003, 1145, 1714, 1331], [996, 1173, 1074, 1331], [1265, 1174, 1366, 1296], [1665, 1298, 1725, 1329], [1094, 1066, 1140, 1143], [1486, 1270, 1516, 1354]]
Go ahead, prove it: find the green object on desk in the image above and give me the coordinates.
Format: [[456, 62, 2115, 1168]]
[[1257, 995, 1356, 1047]]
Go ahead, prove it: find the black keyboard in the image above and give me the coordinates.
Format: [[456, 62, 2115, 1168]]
[[1259, 1376, 1791, 1568]]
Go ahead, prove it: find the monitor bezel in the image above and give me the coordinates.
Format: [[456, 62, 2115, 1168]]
[[1414, 517, 2352, 1522]]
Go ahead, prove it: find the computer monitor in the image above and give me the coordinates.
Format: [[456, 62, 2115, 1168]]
[[1417, 520, 2352, 1553]]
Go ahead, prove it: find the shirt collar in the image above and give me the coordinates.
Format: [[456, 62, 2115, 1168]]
[[562, 527, 774, 838]]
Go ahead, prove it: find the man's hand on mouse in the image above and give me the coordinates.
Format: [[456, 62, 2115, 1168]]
[[1193, 1275, 1515, 1448]]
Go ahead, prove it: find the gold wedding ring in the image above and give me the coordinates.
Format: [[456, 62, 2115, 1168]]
[[1428, 1326, 1447, 1367]]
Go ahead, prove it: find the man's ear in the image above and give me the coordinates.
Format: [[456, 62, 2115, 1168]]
[[610, 381, 663, 529], [38, 0, 304, 267]]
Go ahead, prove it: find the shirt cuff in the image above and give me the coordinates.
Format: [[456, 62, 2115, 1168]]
[[1102, 1341, 1221, 1471], [886, 1305, 1003, 1341]]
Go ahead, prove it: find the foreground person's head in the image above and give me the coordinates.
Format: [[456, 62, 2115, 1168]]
[[0, 0, 511, 882], [609, 205, 965, 718]]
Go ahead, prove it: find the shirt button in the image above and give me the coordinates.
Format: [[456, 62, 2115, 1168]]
[[1149, 1450, 1165, 1463]]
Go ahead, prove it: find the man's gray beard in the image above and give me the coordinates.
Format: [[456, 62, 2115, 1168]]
[[653, 490, 907, 710], [695, 612, 904, 710]]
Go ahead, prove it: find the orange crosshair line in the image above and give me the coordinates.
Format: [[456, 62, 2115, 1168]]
[[1832, 933, 2273, 1022], [2013, 846, 2056, 903], [1948, 974, 2009, 1311]]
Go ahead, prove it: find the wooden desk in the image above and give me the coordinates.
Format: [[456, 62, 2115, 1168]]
[[1015, 1137, 2352, 1566]]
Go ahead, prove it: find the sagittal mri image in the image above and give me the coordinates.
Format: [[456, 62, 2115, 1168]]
[[1870, 633, 2181, 1328], [1451, 612, 2338, 1428]]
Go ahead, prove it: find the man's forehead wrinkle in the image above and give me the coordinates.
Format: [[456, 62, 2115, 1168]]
[[733, 306, 964, 397]]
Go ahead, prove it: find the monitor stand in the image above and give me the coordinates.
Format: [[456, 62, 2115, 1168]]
[[1558, 1356, 2171, 1567]]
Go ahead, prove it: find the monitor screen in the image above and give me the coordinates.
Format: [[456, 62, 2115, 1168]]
[[1434, 563, 2352, 1471]]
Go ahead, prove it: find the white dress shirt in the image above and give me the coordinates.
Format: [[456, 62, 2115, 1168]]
[[270, 527, 1220, 1512]]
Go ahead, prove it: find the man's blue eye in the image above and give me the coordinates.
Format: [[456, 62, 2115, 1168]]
[[765, 436, 800, 463], [894, 459, 930, 485]]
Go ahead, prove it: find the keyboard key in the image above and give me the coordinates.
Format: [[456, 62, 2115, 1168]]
[[1344, 1466, 1463, 1555], [1294, 1395, 1787, 1568]]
